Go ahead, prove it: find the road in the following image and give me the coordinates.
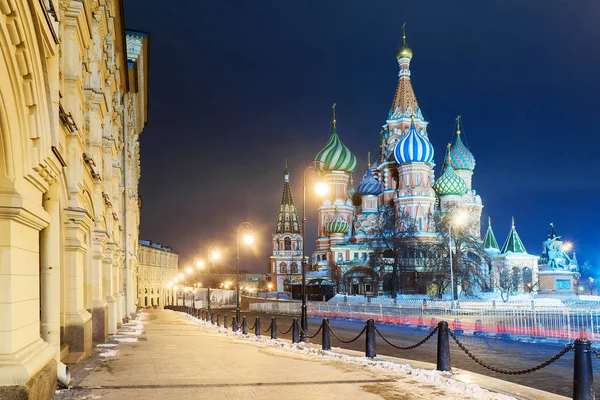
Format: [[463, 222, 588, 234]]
[[214, 309, 596, 398]]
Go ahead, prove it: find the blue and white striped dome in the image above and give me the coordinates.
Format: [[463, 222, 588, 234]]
[[393, 119, 435, 165], [357, 169, 383, 196]]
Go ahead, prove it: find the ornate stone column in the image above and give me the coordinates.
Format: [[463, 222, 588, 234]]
[[40, 183, 61, 360], [103, 242, 117, 335], [115, 250, 124, 327], [63, 208, 93, 356], [91, 228, 108, 342]]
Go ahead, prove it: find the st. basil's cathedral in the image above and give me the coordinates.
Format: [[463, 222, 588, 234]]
[[269, 30, 574, 297]]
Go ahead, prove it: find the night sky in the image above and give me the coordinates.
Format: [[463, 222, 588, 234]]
[[124, 0, 600, 274]]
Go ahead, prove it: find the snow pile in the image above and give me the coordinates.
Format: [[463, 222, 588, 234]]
[[96, 343, 117, 348], [99, 349, 119, 357], [111, 336, 138, 342], [182, 313, 516, 400]]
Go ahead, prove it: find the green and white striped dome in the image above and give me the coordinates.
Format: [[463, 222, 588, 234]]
[[315, 109, 356, 172], [433, 144, 467, 196], [326, 207, 350, 235]]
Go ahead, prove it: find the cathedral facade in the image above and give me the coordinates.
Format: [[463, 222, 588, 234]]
[[305, 31, 485, 296], [0, 2, 146, 398]]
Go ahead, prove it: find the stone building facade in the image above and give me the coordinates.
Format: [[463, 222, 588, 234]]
[[0, 1, 147, 398], [138, 240, 179, 308]]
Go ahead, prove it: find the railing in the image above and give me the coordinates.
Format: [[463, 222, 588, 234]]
[[165, 305, 596, 400], [250, 299, 600, 341]]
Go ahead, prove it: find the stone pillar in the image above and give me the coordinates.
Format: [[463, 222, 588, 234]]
[[40, 183, 61, 360], [125, 257, 137, 320], [91, 229, 108, 343], [0, 191, 56, 396], [104, 243, 117, 335], [115, 251, 124, 328], [63, 208, 93, 357]]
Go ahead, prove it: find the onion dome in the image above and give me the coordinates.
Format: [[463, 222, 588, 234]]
[[393, 116, 435, 165], [449, 118, 475, 171], [396, 23, 413, 60], [357, 153, 383, 196], [315, 104, 357, 172], [433, 144, 466, 196], [325, 207, 349, 235]]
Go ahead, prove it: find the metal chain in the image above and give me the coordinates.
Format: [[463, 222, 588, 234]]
[[592, 348, 600, 359], [262, 321, 272, 334], [277, 322, 294, 335], [247, 322, 256, 331], [375, 325, 438, 350], [299, 322, 323, 339], [327, 321, 367, 344], [449, 330, 573, 375]]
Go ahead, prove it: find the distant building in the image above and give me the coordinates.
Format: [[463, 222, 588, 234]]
[[138, 240, 179, 308], [269, 166, 307, 291]]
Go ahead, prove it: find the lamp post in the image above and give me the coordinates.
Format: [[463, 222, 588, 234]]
[[236, 222, 254, 321], [205, 244, 220, 315], [301, 160, 329, 342], [447, 211, 467, 311]]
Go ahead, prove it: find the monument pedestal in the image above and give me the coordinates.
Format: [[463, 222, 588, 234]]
[[538, 269, 577, 295]]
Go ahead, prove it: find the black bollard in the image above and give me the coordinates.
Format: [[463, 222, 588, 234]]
[[573, 338, 594, 400], [322, 318, 331, 351], [271, 318, 277, 339], [233, 317, 239, 332], [255, 317, 261, 337], [365, 319, 376, 358], [217, 313, 220, 327], [224, 315, 228, 329], [436, 321, 451, 371], [292, 318, 300, 343], [242, 316, 248, 335], [210, 312, 214, 325]]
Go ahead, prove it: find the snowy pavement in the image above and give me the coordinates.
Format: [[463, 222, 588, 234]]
[[53, 309, 567, 400]]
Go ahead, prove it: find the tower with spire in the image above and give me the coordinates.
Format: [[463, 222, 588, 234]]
[[314, 104, 357, 255], [269, 164, 306, 292]]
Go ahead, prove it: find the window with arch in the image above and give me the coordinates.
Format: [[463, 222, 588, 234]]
[[280, 263, 287, 274], [291, 263, 298, 274], [284, 237, 292, 250]]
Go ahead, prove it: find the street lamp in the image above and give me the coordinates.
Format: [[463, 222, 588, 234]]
[[236, 222, 254, 321], [448, 211, 468, 310], [301, 160, 329, 342]]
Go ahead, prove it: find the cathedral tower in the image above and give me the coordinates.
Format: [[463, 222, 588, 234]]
[[270, 165, 305, 292], [314, 105, 357, 250]]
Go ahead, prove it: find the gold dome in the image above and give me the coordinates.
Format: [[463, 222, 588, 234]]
[[396, 24, 413, 60]]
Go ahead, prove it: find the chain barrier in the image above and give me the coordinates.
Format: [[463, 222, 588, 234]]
[[299, 322, 323, 339], [262, 320, 272, 334], [326, 321, 366, 344], [374, 325, 438, 350], [449, 330, 573, 375], [592, 348, 600, 359], [248, 321, 256, 331], [277, 322, 294, 335]]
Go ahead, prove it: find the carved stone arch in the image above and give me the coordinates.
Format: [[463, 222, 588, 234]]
[[81, 189, 96, 222]]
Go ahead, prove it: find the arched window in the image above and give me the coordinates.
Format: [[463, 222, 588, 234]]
[[291, 263, 298, 274], [284, 237, 292, 250], [280, 263, 287, 274], [522, 267, 533, 287], [511, 267, 521, 292]]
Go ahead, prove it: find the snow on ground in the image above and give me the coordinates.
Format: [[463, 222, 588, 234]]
[[99, 349, 119, 357], [96, 343, 117, 348], [110, 336, 138, 342], [181, 312, 516, 400]]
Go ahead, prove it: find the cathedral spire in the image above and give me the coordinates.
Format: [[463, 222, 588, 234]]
[[390, 23, 419, 119], [501, 217, 527, 254], [332, 102, 337, 130], [276, 164, 301, 234], [483, 217, 500, 252]]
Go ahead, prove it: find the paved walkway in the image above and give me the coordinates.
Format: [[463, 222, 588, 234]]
[[54, 309, 566, 400]]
